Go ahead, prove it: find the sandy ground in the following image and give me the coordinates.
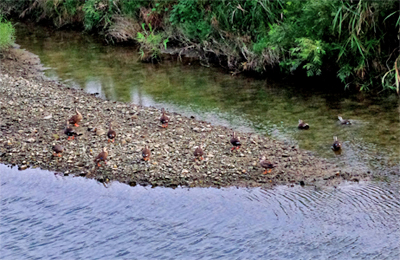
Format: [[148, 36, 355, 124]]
[[0, 47, 368, 188]]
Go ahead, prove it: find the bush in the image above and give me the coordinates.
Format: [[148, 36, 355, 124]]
[[0, 17, 15, 51], [169, 0, 212, 42], [266, 0, 399, 91], [83, 0, 116, 30]]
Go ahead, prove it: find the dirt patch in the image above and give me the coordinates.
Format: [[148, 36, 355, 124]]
[[0, 47, 368, 188]]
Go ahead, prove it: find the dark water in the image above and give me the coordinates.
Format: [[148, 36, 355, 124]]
[[14, 23, 399, 173], [1, 164, 399, 259]]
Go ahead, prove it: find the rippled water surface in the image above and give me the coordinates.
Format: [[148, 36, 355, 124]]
[[14, 23, 400, 173], [1, 164, 399, 259]]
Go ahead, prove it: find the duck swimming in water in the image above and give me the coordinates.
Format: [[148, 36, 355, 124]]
[[331, 136, 341, 151], [298, 119, 310, 130], [338, 116, 351, 125]]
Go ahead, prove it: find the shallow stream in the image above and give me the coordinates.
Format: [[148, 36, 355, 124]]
[[1, 164, 399, 259]]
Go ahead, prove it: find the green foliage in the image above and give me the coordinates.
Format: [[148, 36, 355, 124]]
[[0, 16, 15, 51], [136, 23, 168, 60], [210, 0, 283, 40], [83, 0, 116, 31], [284, 38, 326, 77], [121, 0, 150, 17], [169, 0, 211, 41], [266, 0, 399, 91]]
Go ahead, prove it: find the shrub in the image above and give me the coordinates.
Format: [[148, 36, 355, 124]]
[[169, 0, 212, 42], [83, 0, 116, 31], [0, 16, 15, 51]]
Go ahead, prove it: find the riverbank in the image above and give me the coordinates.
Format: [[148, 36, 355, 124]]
[[0, 46, 369, 188], [1, 1, 399, 92]]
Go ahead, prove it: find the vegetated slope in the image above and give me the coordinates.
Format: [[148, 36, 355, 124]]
[[1, 0, 399, 92]]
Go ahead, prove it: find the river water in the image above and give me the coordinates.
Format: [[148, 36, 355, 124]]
[[1, 164, 399, 259]]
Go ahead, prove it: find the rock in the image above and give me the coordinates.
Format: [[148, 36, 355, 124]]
[[96, 128, 105, 136], [19, 165, 28, 170]]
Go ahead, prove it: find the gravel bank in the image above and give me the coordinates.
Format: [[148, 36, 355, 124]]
[[0, 47, 368, 188]]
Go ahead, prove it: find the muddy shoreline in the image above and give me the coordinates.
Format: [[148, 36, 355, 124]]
[[0, 47, 369, 188]]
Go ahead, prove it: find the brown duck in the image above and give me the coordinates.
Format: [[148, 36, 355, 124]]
[[52, 144, 64, 157], [68, 107, 83, 127], [194, 144, 204, 161], [142, 145, 151, 161], [160, 108, 169, 128], [259, 156, 275, 174], [331, 136, 341, 151], [94, 147, 108, 167], [64, 121, 79, 140], [338, 116, 351, 125], [230, 132, 241, 151], [298, 119, 310, 130], [107, 122, 116, 143]]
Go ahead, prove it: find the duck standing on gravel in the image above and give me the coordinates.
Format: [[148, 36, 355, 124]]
[[64, 121, 79, 140], [52, 144, 64, 157], [194, 144, 204, 161], [107, 122, 116, 143], [338, 116, 351, 125], [160, 108, 169, 128], [331, 136, 341, 151], [68, 107, 83, 127], [230, 132, 241, 151], [259, 156, 275, 174], [298, 119, 309, 129], [94, 147, 108, 167], [142, 145, 151, 161]]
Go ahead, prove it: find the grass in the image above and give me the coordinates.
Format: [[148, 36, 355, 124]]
[[0, 16, 15, 51]]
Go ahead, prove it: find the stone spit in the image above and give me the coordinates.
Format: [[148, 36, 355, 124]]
[[0, 47, 368, 188]]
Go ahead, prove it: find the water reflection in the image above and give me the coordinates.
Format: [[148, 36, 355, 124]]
[[14, 24, 400, 171], [1, 165, 399, 259]]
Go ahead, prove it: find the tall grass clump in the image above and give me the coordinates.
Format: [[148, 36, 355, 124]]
[[0, 16, 15, 51], [18, 0, 84, 27]]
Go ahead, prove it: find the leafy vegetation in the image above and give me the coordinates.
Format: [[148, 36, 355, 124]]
[[136, 22, 168, 62], [1, 0, 399, 92], [0, 16, 15, 51]]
